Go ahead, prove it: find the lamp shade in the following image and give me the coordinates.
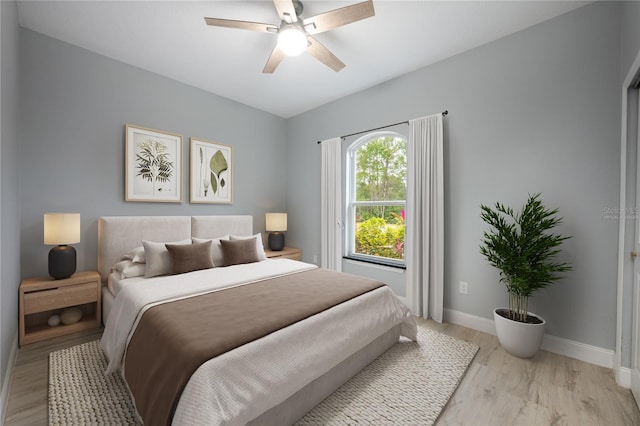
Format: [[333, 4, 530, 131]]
[[266, 213, 287, 232], [44, 213, 80, 245]]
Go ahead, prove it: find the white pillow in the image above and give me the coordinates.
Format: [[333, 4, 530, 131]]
[[142, 239, 191, 278], [111, 260, 146, 279], [229, 233, 267, 260], [121, 245, 146, 263], [192, 235, 229, 267]]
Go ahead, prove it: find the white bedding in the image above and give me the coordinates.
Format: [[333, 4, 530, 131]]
[[107, 273, 144, 296], [100, 259, 417, 425], [101, 259, 317, 373]]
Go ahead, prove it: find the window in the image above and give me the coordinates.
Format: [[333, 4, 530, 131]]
[[346, 132, 407, 267]]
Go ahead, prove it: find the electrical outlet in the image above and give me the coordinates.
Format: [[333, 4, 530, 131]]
[[459, 281, 469, 295], [313, 255, 318, 265]]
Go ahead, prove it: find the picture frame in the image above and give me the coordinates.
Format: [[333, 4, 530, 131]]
[[190, 137, 233, 204], [125, 124, 183, 203]]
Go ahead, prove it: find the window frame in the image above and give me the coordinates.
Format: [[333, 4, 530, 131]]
[[345, 131, 407, 268]]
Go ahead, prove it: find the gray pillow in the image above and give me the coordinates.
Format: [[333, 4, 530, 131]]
[[220, 237, 261, 266], [142, 239, 191, 278], [165, 241, 214, 275]]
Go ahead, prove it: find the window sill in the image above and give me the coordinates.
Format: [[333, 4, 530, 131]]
[[342, 256, 406, 272]]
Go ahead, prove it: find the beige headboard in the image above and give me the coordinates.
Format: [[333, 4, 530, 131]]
[[98, 215, 253, 283]]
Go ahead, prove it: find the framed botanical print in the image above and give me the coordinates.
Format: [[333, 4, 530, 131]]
[[190, 137, 233, 204], [125, 124, 183, 202]]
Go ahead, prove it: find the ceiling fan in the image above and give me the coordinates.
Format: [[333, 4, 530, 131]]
[[204, 0, 375, 73]]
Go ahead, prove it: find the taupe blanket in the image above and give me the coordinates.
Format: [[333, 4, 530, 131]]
[[124, 268, 385, 425]]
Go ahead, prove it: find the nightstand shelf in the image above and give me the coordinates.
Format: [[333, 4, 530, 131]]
[[19, 271, 101, 346], [265, 247, 302, 261], [23, 313, 98, 343]]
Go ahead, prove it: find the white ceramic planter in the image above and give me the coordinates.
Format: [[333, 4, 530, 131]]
[[493, 308, 545, 358]]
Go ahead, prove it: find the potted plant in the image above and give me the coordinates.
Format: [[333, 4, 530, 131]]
[[480, 193, 572, 358]]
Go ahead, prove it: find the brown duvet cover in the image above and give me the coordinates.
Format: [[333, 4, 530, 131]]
[[124, 267, 385, 425]]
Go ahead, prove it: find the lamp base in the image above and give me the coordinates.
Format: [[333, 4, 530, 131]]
[[268, 232, 285, 251], [49, 245, 76, 280]]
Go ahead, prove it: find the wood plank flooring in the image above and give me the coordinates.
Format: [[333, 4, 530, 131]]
[[4, 329, 102, 426], [3, 320, 639, 425], [418, 318, 640, 426]]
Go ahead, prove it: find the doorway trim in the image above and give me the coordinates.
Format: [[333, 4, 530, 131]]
[[616, 50, 640, 388]]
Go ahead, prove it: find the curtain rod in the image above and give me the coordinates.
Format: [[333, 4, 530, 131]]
[[316, 110, 448, 144]]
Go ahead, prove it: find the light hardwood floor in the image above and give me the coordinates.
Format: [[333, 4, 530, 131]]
[[4, 320, 640, 425], [4, 329, 103, 426]]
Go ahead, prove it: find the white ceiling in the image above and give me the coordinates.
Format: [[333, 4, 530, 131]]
[[16, 1, 589, 118]]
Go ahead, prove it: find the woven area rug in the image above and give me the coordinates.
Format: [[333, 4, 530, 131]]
[[49, 326, 478, 425]]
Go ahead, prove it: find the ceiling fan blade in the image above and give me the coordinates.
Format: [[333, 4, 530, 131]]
[[263, 45, 286, 74], [273, 0, 298, 23], [303, 0, 374, 35], [307, 36, 345, 72], [204, 17, 277, 33]]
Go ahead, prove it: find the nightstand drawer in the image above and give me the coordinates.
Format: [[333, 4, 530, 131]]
[[23, 282, 97, 315]]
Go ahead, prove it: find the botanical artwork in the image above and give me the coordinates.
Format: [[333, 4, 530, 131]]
[[125, 124, 182, 202], [190, 138, 233, 204]]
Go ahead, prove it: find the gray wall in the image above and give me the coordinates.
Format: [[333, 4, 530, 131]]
[[1, 0, 21, 398], [621, 1, 640, 83], [286, 1, 621, 350], [19, 29, 288, 280]]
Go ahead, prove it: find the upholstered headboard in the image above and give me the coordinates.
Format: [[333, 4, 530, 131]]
[[98, 215, 253, 283]]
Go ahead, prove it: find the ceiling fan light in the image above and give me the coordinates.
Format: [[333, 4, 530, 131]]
[[278, 27, 307, 56]]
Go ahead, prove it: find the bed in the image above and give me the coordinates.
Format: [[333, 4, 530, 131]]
[[98, 215, 416, 425]]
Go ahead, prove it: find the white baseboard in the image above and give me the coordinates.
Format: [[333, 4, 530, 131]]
[[541, 333, 614, 369], [0, 333, 18, 424], [443, 308, 618, 377], [444, 308, 497, 336], [618, 366, 632, 389]]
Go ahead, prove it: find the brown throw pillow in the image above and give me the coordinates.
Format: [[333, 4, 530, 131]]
[[165, 241, 214, 275], [220, 237, 261, 266]]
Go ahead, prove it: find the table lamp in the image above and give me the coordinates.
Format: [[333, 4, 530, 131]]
[[266, 213, 287, 251], [44, 213, 80, 279]]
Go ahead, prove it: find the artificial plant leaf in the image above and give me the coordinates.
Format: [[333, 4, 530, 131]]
[[221, 178, 225, 188]]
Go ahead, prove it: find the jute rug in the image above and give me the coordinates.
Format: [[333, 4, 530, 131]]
[[49, 326, 478, 425]]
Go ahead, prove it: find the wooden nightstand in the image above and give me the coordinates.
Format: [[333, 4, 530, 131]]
[[19, 271, 101, 346], [265, 247, 302, 261]]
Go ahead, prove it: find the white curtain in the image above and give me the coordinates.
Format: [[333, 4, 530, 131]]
[[320, 137, 343, 271], [405, 114, 444, 321]]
